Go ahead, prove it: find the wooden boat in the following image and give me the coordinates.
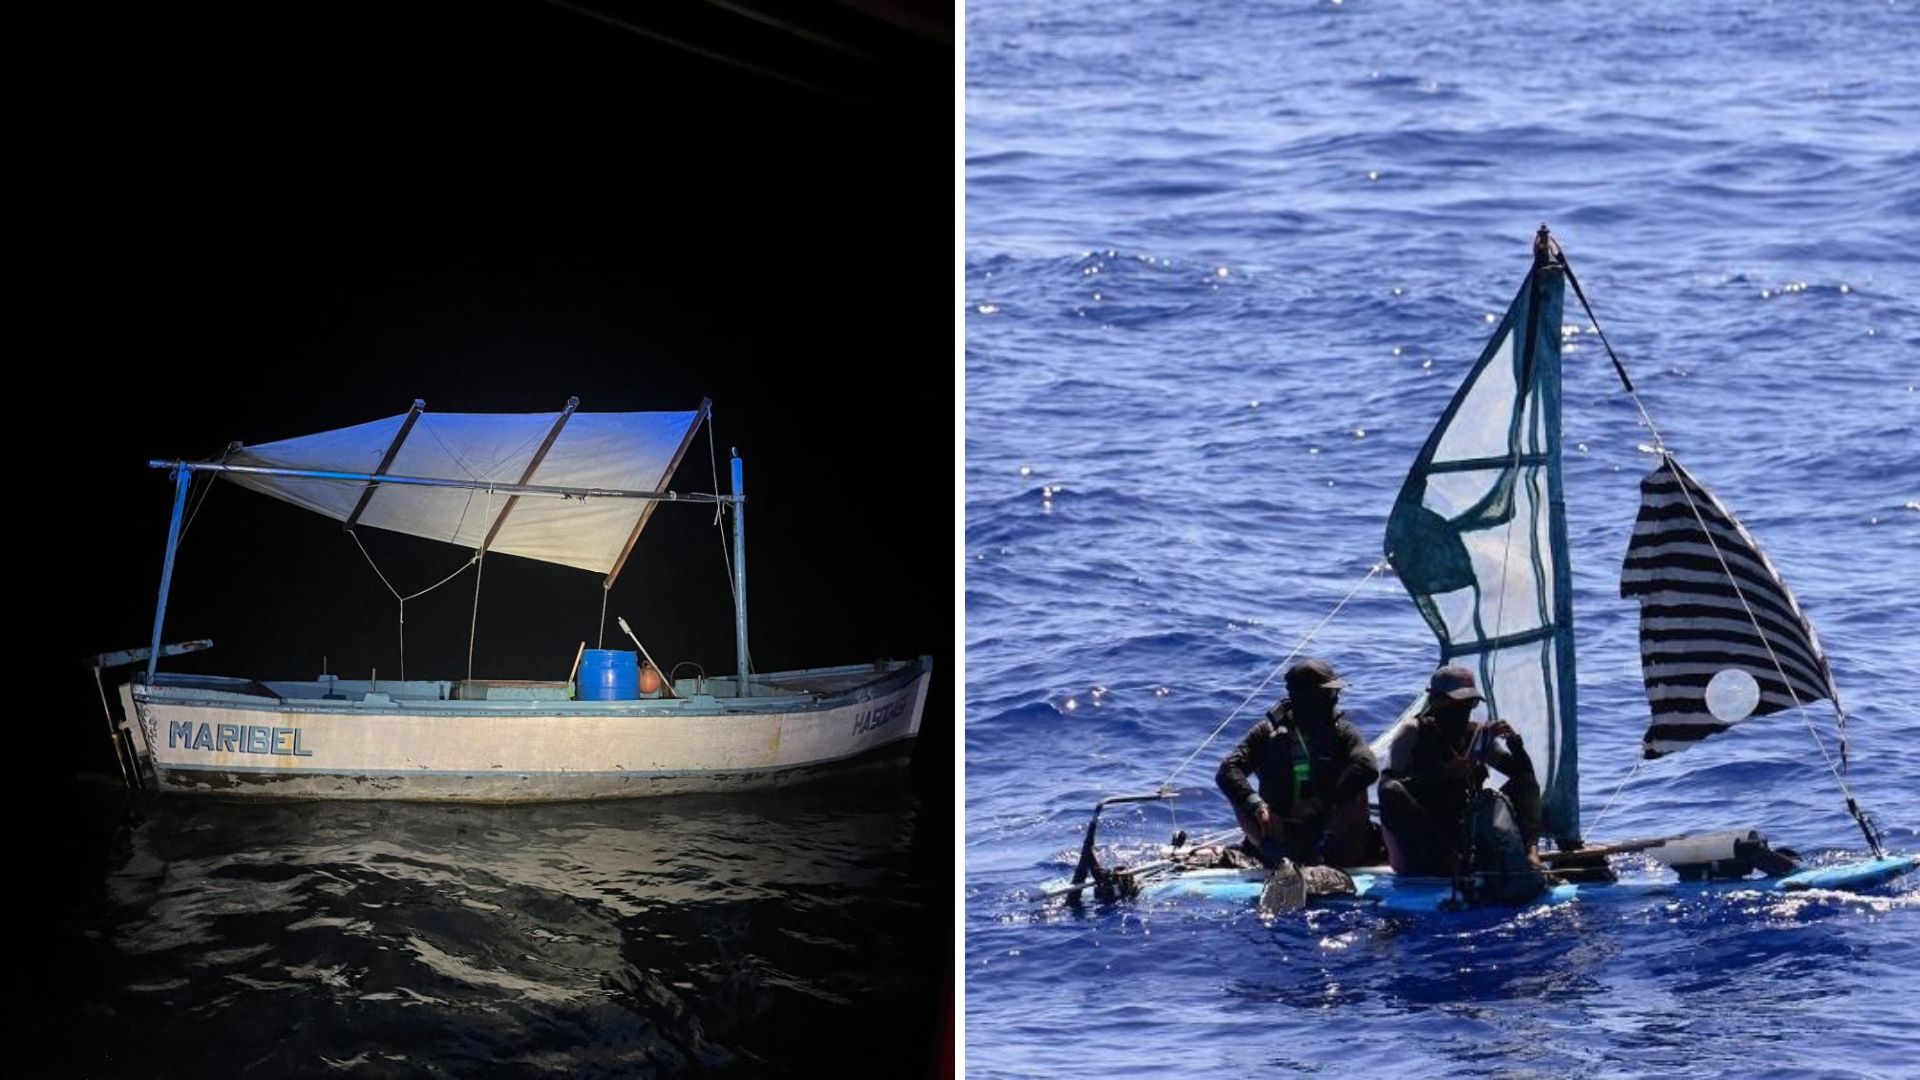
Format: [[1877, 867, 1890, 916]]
[[91, 397, 930, 801], [1048, 228, 1912, 910]]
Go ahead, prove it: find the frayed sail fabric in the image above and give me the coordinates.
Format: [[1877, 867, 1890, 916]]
[[1384, 255, 1581, 841], [1622, 456, 1837, 758]]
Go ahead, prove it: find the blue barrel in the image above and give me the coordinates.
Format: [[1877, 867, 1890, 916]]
[[577, 649, 640, 700]]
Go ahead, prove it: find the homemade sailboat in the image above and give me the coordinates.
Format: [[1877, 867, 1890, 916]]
[[92, 398, 930, 801], [1053, 228, 1914, 910]]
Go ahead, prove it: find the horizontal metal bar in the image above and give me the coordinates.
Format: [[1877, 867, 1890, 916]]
[[148, 460, 739, 504]]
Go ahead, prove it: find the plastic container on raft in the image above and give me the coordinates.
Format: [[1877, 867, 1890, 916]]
[[576, 649, 641, 700]]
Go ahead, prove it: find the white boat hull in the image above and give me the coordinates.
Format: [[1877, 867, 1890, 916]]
[[117, 658, 930, 801]]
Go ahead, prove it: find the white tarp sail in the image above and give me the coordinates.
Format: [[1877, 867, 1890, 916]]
[[224, 407, 702, 575], [1382, 254, 1582, 841]]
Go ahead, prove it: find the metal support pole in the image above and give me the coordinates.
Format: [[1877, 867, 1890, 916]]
[[91, 668, 134, 789], [731, 449, 750, 697], [145, 465, 193, 685]]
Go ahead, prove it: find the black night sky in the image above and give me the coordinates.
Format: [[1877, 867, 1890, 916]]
[[40, 0, 952, 790]]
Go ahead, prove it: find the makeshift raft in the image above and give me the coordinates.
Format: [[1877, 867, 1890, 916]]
[[1044, 229, 1912, 911]]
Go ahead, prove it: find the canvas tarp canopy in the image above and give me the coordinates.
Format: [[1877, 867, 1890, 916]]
[[224, 405, 705, 577]]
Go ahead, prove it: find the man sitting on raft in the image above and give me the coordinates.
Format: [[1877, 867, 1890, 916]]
[[1376, 665, 1548, 901], [1215, 658, 1383, 870]]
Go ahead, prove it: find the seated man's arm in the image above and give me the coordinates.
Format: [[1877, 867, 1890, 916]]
[[1487, 721, 1538, 783], [1377, 717, 1420, 781], [1329, 719, 1381, 803], [1215, 721, 1270, 815]]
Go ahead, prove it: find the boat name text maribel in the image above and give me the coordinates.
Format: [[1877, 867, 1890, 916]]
[[169, 721, 315, 757]]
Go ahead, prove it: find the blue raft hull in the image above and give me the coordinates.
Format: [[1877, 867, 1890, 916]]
[[1127, 854, 1920, 913]]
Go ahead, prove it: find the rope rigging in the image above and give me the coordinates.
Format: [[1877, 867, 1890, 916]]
[[347, 529, 479, 684], [1158, 560, 1390, 795], [707, 411, 748, 675], [1557, 241, 1883, 858], [1664, 467, 1883, 857]]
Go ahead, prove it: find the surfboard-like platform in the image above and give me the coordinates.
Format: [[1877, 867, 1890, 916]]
[[1117, 854, 1919, 913]]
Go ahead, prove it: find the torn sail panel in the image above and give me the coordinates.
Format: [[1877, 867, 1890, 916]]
[[1385, 255, 1580, 841], [1622, 457, 1837, 758]]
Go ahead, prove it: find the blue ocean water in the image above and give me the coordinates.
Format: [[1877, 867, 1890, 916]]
[[964, 0, 1920, 1075]]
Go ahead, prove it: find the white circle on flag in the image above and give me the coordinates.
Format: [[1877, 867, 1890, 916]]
[[1705, 668, 1761, 723]]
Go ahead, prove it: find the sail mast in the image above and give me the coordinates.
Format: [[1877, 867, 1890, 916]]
[[1533, 228, 1582, 845]]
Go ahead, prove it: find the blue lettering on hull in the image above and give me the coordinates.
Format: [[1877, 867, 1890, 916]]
[[851, 698, 910, 735], [168, 721, 315, 756]]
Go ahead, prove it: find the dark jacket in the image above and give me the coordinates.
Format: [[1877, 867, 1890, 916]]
[[1382, 715, 1538, 824], [1215, 701, 1379, 819]]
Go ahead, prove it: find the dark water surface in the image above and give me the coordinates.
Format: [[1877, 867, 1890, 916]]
[[55, 775, 942, 1077], [966, 0, 1918, 1074]]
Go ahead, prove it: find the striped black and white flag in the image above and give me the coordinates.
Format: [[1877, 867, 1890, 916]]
[[1621, 456, 1837, 759]]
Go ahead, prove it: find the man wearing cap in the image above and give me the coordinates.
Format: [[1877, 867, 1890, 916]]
[[1215, 658, 1382, 868], [1376, 664, 1544, 877]]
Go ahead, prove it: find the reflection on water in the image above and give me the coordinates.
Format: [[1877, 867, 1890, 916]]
[[64, 784, 942, 1077]]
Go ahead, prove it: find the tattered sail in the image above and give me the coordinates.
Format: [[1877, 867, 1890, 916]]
[[225, 406, 704, 576], [1622, 456, 1838, 758], [1383, 241, 1581, 842]]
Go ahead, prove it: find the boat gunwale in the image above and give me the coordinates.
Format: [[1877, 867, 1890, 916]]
[[130, 655, 932, 719], [146, 734, 924, 803]]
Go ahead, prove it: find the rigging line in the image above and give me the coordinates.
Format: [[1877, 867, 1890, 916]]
[[537, 0, 876, 113], [1484, 348, 1535, 719], [1158, 560, 1388, 795], [1555, 247, 1670, 451], [691, 0, 894, 67], [1585, 754, 1647, 835], [467, 485, 496, 684], [349, 529, 403, 601], [403, 555, 482, 601], [1559, 240, 1873, 851], [1484, 263, 1547, 729], [708, 415, 740, 608], [419, 416, 487, 482], [468, 553, 485, 684], [1665, 456, 1883, 856], [347, 527, 408, 682], [350, 531, 479, 603], [1484, 471, 1522, 730], [348, 531, 479, 684], [422, 415, 492, 544], [180, 443, 235, 540]]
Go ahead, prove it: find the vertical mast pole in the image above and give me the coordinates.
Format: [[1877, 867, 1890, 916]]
[[145, 465, 194, 685], [731, 448, 750, 697], [1532, 225, 1581, 845]]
